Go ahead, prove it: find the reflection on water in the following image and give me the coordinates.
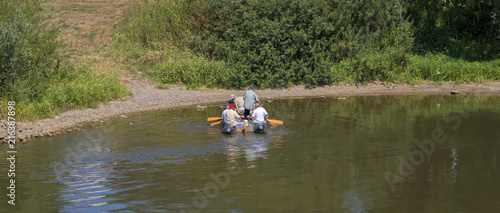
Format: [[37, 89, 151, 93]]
[[211, 121, 288, 170], [1, 95, 500, 212], [342, 189, 374, 213]]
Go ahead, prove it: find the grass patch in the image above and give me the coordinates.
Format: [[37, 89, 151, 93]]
[[405, 54, 500, 83], [0, 66, 131, 120], [57, 19, 70, 29], [89, 32, 98, 41], [155, 84, 170, 90], [68, 4, 94, 12], [331, 53, 500, 84], [148, 56, 234, 89]]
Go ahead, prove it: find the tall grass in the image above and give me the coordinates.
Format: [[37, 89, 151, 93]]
[[149, 57, 234, 89], [331, 53, 500, 84], [0, 64, 131, 120], [120, 0, 190, 47], [406, 54, 500, 83]]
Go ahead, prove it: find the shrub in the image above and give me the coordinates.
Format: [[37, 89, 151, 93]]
[[0, 7, 58, 98]]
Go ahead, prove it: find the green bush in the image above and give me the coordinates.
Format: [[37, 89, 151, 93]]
[[408, 0, 500, 60], [0, 6, 59, 98]]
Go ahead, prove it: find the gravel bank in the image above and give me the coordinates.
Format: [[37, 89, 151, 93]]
[[2, 78, 500, 143]]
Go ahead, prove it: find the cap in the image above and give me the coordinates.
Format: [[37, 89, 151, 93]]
[[250, 85, 255, 89], [231, 94, 236, 99], [225, 103, 230, 108], [229, 104, 235, 108]]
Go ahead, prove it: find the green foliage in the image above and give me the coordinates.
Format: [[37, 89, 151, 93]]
[[119, 0, 499, 88], [189, 0, 415, 87], [0, 4, 59, 98], [331, 48, 408, 83], [0, 9, 32, 93], [408, 0, 500, 60]]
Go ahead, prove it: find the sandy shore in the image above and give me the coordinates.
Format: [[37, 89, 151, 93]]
[[2, 78, 500, 142]]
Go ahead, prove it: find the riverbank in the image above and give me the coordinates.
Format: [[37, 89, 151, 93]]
[[1, 78, 500, 143]]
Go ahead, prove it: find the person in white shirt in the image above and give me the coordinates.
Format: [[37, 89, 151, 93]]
[[249, 103, 268, 124]]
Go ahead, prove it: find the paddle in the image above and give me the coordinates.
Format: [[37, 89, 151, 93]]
[[267, 119, 284, 125], [210, 121, 222, 126], [207, 117, 222, 122]]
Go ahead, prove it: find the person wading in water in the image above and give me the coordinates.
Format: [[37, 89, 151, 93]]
[[243, 85, 260, 120]]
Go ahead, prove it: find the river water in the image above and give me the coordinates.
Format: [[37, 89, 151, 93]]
[[1, 95, 500, 212]]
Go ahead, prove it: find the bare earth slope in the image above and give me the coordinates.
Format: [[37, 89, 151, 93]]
[[45, 0, 131, 63]]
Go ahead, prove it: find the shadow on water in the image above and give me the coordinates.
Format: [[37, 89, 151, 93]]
[[1, 95, 500, 212]]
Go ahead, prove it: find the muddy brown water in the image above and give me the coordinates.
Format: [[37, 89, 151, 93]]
[[1, 95, 500, 212]]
